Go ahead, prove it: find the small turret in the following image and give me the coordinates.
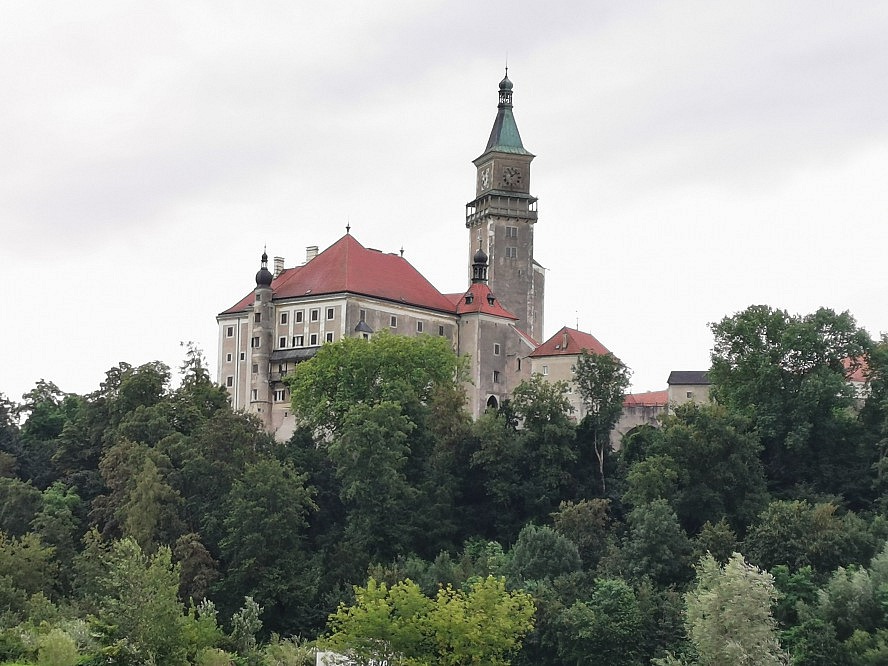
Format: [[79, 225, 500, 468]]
[[472, 244, 489, 284], [255, 251, 273, 288]]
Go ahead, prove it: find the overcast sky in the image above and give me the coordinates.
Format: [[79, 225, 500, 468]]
[[2, 1, 887, 402]]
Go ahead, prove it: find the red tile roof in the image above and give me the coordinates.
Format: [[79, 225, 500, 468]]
[[221, 234, 458, 315], [623, 390, 669, 407], [450, 283, 518, 319], [843, 356, 868, 383], [529, 326, 611, 358]]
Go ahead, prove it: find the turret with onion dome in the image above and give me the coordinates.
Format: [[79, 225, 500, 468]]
[[255, 251, 273, 288], [471, 244, 489, 284]]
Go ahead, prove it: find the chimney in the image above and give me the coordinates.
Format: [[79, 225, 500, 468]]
[[305, 246, 319, 263], [273, 256, 284, 278]]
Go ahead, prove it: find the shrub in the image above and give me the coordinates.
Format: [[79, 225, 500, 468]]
[[36, 627, 79, 666]]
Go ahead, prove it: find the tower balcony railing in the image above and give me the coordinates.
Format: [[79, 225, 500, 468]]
[[466, 194, 538, 227]]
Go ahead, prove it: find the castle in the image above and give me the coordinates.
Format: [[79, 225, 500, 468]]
[[216, 72, 688, 440]]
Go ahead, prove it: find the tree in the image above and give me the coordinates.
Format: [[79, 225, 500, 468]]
[[0, 393, 20, 478], [325, 578, 432, 665], [510, 375, 577, 519], [555, 578, 644, 666], [31, 482, 82, 593], [468, 410, 528, 540], [170, 342, 229, 434], [684, 553, 788, 665], [506, 524, 582, 585], [325, 576, 534, 666], [217, 458, 319, 633], [328, 401, 418, 566], [0, 531, 58, 601], [426, 576, 535, 666], [709, 305, 872, 500], [286, 332, 465, 435], [622, 500, 693, 586], [551, 499, 612, 571], [631, 403, 769, 533], [91, 538, 190, 665], [863, 335, 888, 504], [574, 351, 630, 495], [173, 532, 218, 603], [0, 477, 43, 536], [17, 380, 80, 489], [743, 500, 874, 574], [121, 456, 185, 552]]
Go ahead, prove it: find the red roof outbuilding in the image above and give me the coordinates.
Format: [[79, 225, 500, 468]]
[[529, 326, 611, 358]]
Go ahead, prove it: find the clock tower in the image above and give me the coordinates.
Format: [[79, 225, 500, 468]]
[[466, 71, 544, 342]]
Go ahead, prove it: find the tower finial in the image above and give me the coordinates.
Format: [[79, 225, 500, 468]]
[[346, 221, 351, 234]]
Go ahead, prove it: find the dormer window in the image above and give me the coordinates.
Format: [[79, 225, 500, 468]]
[[465, 294, 474, 304], [487, 295, 495, 306]]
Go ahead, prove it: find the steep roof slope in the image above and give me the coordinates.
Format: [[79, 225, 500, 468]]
[[221, 234, 458, 315], [529, 326, 611, 358]]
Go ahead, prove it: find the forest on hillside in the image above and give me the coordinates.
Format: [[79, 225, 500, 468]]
[[2, 304, 888, 665]]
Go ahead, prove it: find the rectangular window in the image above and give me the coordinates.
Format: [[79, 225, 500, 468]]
[[295, 310, 304, 323], [438, 325, 445, 336], [310, 308, 319, 322], [226, 326, 234, 337], [293, 335, 304, 347], [251, 363, 258, 374], [542, 365, 549, 376], [493, 371, 501, 384], [226, 376, 233, 387], [280, 312, 288, 325], [390, 316, 397, 328], [506, 246, 517, 258], [250, 389, 258, 401], [278, 363, 287, 374], [494, 343, 501, 355], [239, 352, 245, 361], [686, 391, 694, 399], [517, 358, 521, 371], [360, 309, 367, 321], [326, 307, 335, 320], [226, 353, 232, 362], [274, 389, 286, 402], [417, 321, 424, 333], [506, 226, 518, 238], [325, 332, 334, 343], [362, 333, 370, 340], [251, 336, 260, 348], [310, 333, 318, 346], [279, 336, 287, 348], [254, 313, 261, 323]]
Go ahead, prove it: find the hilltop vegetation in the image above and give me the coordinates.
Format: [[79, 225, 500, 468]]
[[1, 308, 888, 664]]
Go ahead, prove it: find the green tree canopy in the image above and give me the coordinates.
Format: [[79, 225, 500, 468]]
[[286, 333, 466, 435], [709, 305, 872, 500], [325, 576, 534, 666], [574, 350, 631, 494], [743, 500, 874, 574], [683, 552, 788, 665], [627, 403, 769, 533]]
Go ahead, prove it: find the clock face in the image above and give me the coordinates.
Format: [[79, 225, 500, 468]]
[[502, 166, 522, 188], [479, 166, 491, 190]]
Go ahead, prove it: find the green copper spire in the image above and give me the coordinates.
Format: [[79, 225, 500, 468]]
[[483, 69, 531, 156]]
